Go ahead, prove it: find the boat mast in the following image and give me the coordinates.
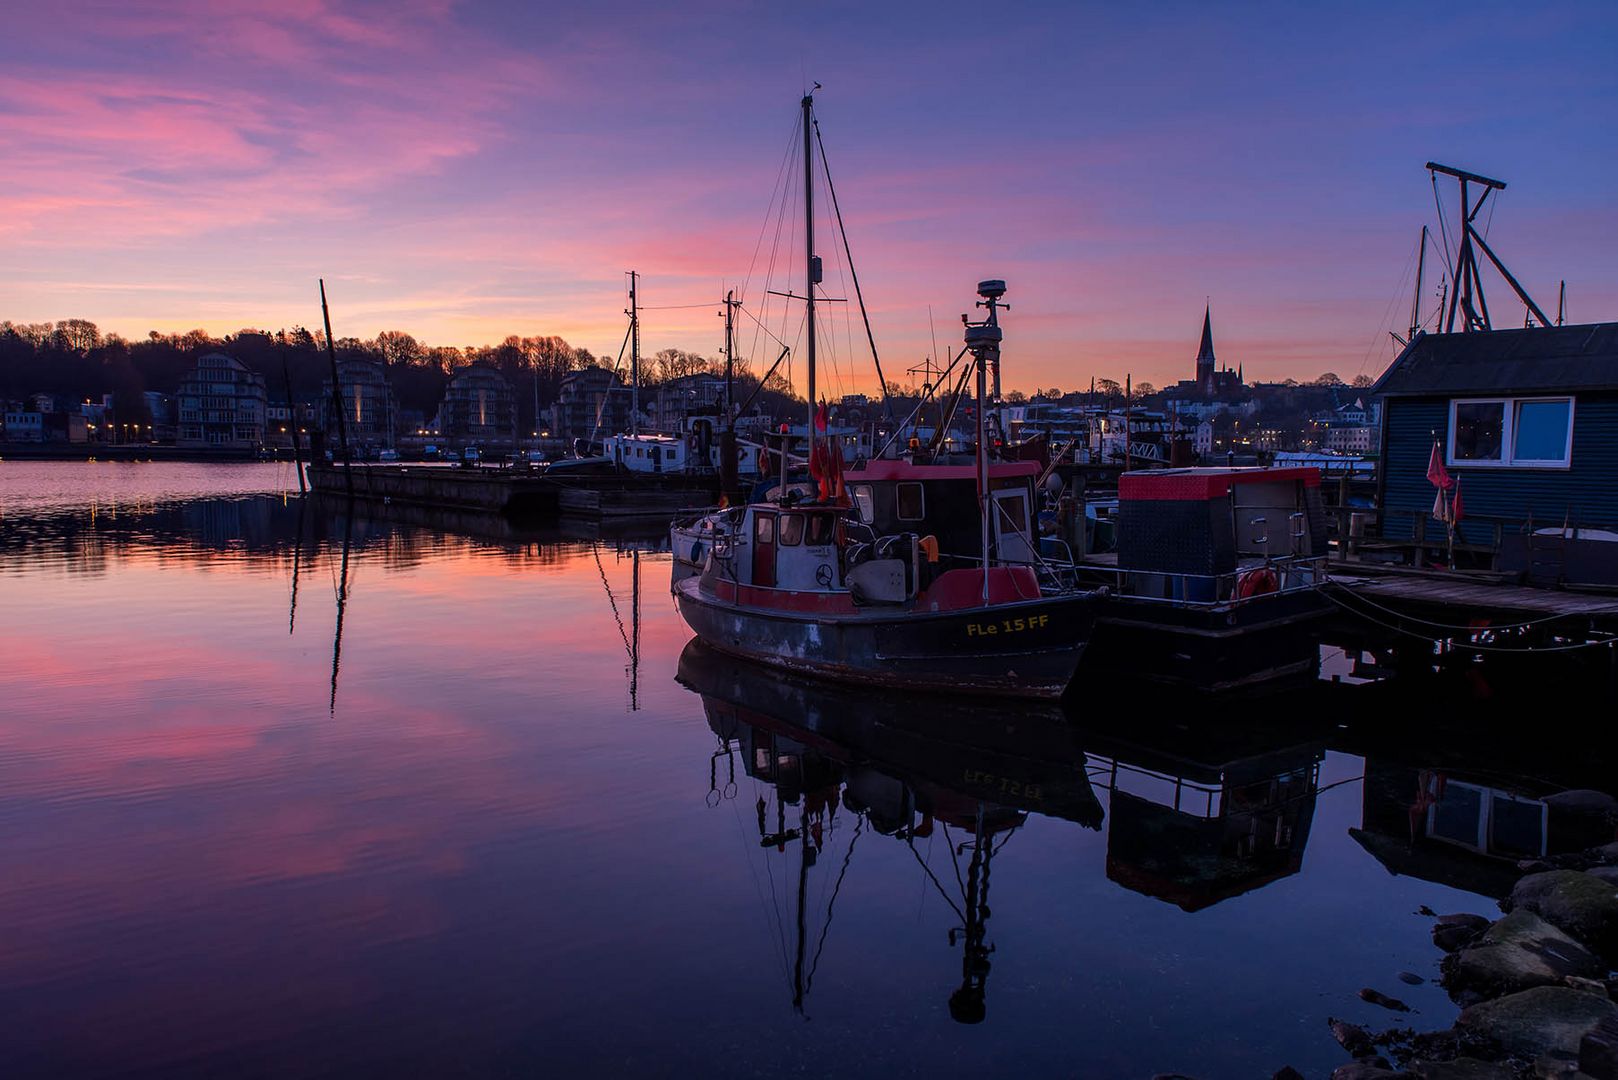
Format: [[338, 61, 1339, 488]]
[[1409, 225, 1428, 342], [627, 270, 641, 435], [965, 280, 1007, 602], [803, 89, 818, 465], [319, 278, 354, 495], [723, 289, 736, 422]]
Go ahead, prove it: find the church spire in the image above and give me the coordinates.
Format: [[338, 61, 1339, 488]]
[[1195, 304, 1216, 388]]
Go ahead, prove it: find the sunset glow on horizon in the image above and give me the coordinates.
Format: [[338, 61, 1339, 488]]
[[4, 1, 1617, 392]]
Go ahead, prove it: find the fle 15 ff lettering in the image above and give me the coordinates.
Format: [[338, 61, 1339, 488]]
[[965, 614, 1051, 637]]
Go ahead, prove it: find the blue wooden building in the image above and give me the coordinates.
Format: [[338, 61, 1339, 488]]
[[1372, 323, 1618, 553]]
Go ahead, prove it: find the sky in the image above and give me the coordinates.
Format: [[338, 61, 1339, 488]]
[[2, 0, 1616, 394]]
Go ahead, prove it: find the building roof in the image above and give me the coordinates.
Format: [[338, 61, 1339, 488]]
[[1372, 323, 1618, 398]]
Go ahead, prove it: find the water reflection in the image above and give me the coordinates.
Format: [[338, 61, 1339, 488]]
[[6, 475, 1617, 1078], [678, 641, 1340, 1023]]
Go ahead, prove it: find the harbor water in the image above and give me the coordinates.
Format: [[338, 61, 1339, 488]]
[[1, 462, 1609, 1078]]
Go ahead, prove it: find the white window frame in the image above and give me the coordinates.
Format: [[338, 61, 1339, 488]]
[[1447, 395, 1573, 470]]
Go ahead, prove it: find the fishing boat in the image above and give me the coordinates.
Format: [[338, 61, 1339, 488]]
[[673, 280, 1099, 697], [672, 94, 1098, 697]]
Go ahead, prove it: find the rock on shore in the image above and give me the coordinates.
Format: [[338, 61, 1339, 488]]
[[1456, 986, 1618, 1060], [1443, 909, 1604, 1000]]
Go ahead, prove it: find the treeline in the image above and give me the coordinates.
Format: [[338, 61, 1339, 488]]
[[0, 319, 792, 430]]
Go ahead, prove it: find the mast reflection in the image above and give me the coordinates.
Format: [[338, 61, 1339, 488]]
[[680, 642, 1331, 1023]]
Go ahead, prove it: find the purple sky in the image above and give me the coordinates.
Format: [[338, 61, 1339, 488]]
[[3, 1, 1615, 391]]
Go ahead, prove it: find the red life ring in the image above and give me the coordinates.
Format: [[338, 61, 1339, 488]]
[[1236, 566, 1279, 598]]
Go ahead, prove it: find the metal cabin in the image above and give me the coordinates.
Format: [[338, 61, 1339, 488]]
[[1371, 323, 1618, 583]]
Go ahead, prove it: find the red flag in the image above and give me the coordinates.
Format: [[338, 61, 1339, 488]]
[[1451, 476, 1463, 525], [1426, 440, 1452, 490], [1432, 487, 1447, 524], [814, 400, 828, 434]]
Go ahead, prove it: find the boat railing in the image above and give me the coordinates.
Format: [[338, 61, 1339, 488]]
[[1071, 553, 1329, 608]]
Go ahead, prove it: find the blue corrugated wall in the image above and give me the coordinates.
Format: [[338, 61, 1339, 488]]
[[1382, 395, 1618, 544]]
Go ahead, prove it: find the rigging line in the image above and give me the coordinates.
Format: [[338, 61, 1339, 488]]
[[637, 303, 721, 311], [730, 793, 793, 983], [588, 320, 635, 445], [874, 344, 972, 459], [1326, 582, 1618, 633], [739, 113, 807, 309], [942, 822, 968, 897], [804, 815, 864, 994], [813, 113, 890, 417], [903, 832, 967, 922], [1319, 590, 1618, 653], [590, 543, 633, 657], [1355, 239, 1420, 375], [1431, 173, 1456, 287]]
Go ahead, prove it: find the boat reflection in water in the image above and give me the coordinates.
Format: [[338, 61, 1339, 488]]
[[676, 641, 1328, 1021]]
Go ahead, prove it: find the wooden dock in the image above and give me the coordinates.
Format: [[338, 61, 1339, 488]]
[[1328, 569, 1618, 621]]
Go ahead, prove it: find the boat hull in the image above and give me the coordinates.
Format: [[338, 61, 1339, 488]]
[[672, 576, 1096, 698]]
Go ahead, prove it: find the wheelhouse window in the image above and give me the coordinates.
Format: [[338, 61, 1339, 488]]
[[754, 514, 773, 543], [778, 513, 804, 546], [1448, 397, 1572, 468], [805, 513, 834, 546], [850, 484, 874, 523], [896, 482, 925, 521]]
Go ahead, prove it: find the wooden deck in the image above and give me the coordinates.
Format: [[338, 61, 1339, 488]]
[[1328, 571, 1618, 619]]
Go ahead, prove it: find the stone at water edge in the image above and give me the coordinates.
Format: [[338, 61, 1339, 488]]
[[1585, 866, 1618, 888], [1507, 870, 1618, 963], [1399, 972, 1427, 986], [1433, 914, 1493, 954], [1330, 1062, 1409, 1080], [1457, 985, 1618, 1060], [1581, 1013, 1618, 1078], [1444, 909, 1604, 999], [1331, 1018, 1378, 1057], [1271, 1068, 1306, 1080], [1408, 1059, 1514, 1079], [1360, 988, 1413, 1012]]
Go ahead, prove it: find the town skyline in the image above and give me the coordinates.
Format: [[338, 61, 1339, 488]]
[[4, 2, 1616, 390]]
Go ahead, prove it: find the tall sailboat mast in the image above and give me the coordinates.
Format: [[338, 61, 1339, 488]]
[[802, 89, 819, 458], [628, 270, 641, 436]]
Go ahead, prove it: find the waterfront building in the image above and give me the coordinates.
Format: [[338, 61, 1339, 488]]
[[551, 366, 630, 444], [322, 358, 397, 450], [2, 409, 44, 441], [652, 372, 726, 430], [175, 352, 268, 450], [1373, 323, 1618, 552], [438, 362, 516, 446], [1322, 425, 1377, 454]]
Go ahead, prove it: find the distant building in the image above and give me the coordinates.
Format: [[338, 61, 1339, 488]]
[[1322, 425, 1377, 454], [1165, 307, 1251, 420], [322, 358, 397, 449], [3, 409, 43, 442], [176, 352, 267, 450], [438, 362, 516, 446], [652, 372, 727, 430], [551, 366, 630, 444]]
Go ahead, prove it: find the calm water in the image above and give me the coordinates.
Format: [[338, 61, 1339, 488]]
[[1, 462, 1611, 1078]]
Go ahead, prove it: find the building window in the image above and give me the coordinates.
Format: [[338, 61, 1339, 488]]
[[896, 482, 925, 521], [1448, 397, 1572, 468]]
